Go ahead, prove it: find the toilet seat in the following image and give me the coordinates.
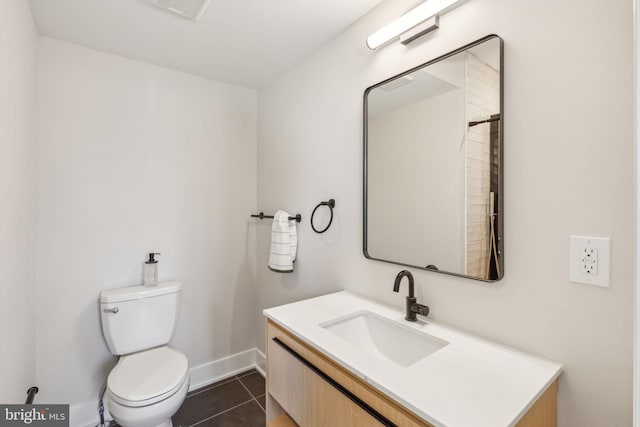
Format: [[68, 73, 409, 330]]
[[108, 347, 189, 408]]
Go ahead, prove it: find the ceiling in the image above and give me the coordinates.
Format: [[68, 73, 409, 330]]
[[29, 0, 386, 89]]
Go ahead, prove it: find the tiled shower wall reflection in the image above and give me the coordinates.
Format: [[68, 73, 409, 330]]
[[465, 52, 499, 278]]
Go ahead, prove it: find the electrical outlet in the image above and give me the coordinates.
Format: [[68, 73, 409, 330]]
[[570, 236, 610, 287], [580, 247, 598, 274]]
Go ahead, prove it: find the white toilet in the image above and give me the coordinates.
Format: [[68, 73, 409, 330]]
[[100, 281, 189, 427]]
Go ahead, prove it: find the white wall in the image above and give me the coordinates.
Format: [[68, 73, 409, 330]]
[[257, 0, 633, 426], [36, 38, 257, 425], [0, 0, 38, 403]]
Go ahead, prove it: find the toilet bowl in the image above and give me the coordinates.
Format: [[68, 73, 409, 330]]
[[106, 347, 189, 427], [107, 347, 189, 427], [100, 282, 189, 427]]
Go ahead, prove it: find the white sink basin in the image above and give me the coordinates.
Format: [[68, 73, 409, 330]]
[[321, 311, 448, 367]]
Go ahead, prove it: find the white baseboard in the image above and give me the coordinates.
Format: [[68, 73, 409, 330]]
[[255, 348, 266, 377], [75, 348, 265, 427], [188, 348, 261, 391]]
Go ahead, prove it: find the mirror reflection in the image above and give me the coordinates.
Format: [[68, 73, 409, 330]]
[[364, 35, 503, 282]]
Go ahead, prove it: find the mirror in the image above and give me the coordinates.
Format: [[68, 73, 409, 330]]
[[363, 35, 503, 282]]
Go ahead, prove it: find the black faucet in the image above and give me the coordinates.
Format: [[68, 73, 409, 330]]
[[393, 270, 429, 322]]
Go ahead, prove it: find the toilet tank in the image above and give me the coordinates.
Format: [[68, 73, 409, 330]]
[[100, 281, 182, 355]]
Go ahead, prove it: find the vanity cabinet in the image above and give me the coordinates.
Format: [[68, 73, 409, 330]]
[[266, 320, 558, 427], [266, 320, 429, 427]]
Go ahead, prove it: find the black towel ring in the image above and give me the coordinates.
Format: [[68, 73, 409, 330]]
[[311, 199, 335, 234]]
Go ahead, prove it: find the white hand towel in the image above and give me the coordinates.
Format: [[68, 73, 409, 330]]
[[268, 210, 297, 272]]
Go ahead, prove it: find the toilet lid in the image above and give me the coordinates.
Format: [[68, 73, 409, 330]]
[[108, 347, 188, 406]]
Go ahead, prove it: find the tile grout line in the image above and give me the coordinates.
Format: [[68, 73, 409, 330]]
[[190, 398, 256, 427], [235, 369, 258, 379], [186, 369, 256, 398], [237, 376, 266, 413], [254, 393, 266, 412], [236, 373, 262, 400], [185, 376, 237, 399]]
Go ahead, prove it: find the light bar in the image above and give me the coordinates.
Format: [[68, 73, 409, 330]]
[[366, 0, 461, 49]]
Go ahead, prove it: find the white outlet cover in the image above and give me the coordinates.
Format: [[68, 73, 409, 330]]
[[580, 246, 598, 274], [569, 236, 610, 287]]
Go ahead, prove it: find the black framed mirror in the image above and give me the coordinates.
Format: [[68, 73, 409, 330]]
[[363, 35, 503, 282]]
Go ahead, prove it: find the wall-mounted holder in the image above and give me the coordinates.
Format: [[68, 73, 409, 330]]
[[251, 212, 302, 222], [311, 199, 336, 234]]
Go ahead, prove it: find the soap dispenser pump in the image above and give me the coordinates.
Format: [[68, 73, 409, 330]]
[[144, 252, 161, 286]]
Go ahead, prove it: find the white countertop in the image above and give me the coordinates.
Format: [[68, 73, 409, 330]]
[[263, 291, 562, 427]]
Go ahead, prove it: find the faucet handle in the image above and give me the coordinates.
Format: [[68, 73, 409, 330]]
[[411, 303, 429, 317]]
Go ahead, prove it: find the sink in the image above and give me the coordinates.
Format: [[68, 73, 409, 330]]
[[321, 311, 448, 367]]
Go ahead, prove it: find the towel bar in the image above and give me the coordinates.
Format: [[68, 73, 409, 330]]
[[251, 212, 302, 222]]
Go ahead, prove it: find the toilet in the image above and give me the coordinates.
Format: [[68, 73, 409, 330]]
[[100, 281, 189, 427]]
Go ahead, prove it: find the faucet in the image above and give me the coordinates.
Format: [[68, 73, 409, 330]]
[[393, 270, 429, 322]]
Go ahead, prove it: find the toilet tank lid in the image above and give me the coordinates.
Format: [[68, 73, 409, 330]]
[[100, 281, 182, 303]]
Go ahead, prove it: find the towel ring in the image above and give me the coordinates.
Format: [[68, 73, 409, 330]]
[[311, 199, 335, 234]]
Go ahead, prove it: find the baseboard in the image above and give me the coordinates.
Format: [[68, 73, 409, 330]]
[[75, 348, 265, 427], [255, 348, 266, 377], [188, 348, 261, 391]]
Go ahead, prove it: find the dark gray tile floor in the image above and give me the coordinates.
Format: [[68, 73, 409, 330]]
[[173, 369, 266, 427]]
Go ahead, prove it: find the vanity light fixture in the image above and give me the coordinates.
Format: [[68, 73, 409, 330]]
[[366, 0, 461, 49]]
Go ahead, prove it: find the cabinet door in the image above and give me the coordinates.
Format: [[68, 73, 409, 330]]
[[267, 334, 305, 423], [268, 336, 393, 427]]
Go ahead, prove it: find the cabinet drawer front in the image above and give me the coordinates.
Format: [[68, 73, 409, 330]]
[[268, 335, 392, 427], [267, 321, 432, 427], [267, 332, 305, 423]]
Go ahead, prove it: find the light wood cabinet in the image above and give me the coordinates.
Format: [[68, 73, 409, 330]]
[[265, 320, 557, 427], [267, 320, 434, 427], [269, 335, 387, 426]]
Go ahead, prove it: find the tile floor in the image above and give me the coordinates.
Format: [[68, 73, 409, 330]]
[[172, 369, 266, 427]]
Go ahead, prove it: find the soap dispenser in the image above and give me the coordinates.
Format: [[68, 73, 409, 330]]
[[143, 252, 161, 286]]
